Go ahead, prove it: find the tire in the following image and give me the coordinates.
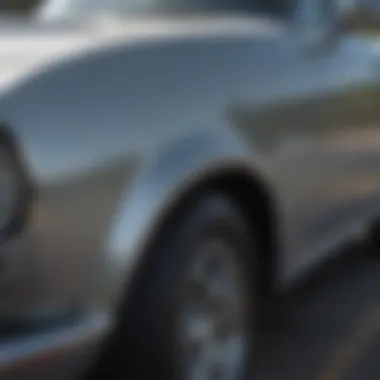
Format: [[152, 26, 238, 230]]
[[96, 192, 257, 380], [364, 220, 380, 258]]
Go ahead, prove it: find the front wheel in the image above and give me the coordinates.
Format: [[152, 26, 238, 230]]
[[118, 193, 257, 380]]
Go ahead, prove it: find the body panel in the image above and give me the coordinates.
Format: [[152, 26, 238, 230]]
[[0, 17, 379, 307], [232, 35, 380, 278], [0, 11, 379, 378]]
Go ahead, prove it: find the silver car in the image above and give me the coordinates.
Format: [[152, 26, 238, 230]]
[[0, 0, 378, 379]]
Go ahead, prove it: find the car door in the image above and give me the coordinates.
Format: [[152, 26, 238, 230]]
[[283, 1, 380, 278], [283, 36, 380, 279], [231, 0, 380, 281]]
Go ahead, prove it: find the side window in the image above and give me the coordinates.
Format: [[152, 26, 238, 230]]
[[246, 0, 293, 19], [305, 0, 336, 29], [296, 0, 340, 39], [318, 0, 337, 24], [38, 0, 294, 19]]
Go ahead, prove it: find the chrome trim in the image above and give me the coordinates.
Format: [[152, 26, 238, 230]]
[[0, 312, 110, 375]]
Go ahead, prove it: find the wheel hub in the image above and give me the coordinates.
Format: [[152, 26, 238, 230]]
[[180, 239, 249, 380]]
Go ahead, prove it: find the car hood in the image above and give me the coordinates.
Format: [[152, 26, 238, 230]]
[[0, 18, 106, 93], [0, 14, 281, 94]]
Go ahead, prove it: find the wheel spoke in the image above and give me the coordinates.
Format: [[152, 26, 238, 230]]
[[183, 314, 212, 345], [187, 351, 214, 380], [180, 238, 249, 380], [219, 335, 246, 380]]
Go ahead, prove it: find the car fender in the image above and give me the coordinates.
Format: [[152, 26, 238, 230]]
[[102, 124, 274, 309]]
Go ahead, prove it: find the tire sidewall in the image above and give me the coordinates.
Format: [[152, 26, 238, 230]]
[[152, 194, 257, 380]]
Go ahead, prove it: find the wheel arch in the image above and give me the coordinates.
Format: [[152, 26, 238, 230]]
[[85, 166, 278, 379], [88, 156, 280, 378], [129, 167, 280, 303], [103, 128, 281, 313]]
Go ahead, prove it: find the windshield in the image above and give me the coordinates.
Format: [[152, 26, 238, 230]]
[[36, 0, 291, 20]]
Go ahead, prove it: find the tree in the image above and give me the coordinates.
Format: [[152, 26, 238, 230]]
[[0, 0, 41, 12]]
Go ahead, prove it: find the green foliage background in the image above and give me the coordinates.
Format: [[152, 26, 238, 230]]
[[0, 0, 41, 12]]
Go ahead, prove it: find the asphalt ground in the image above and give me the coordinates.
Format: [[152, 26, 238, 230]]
[[254, 244, 380, 380]]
